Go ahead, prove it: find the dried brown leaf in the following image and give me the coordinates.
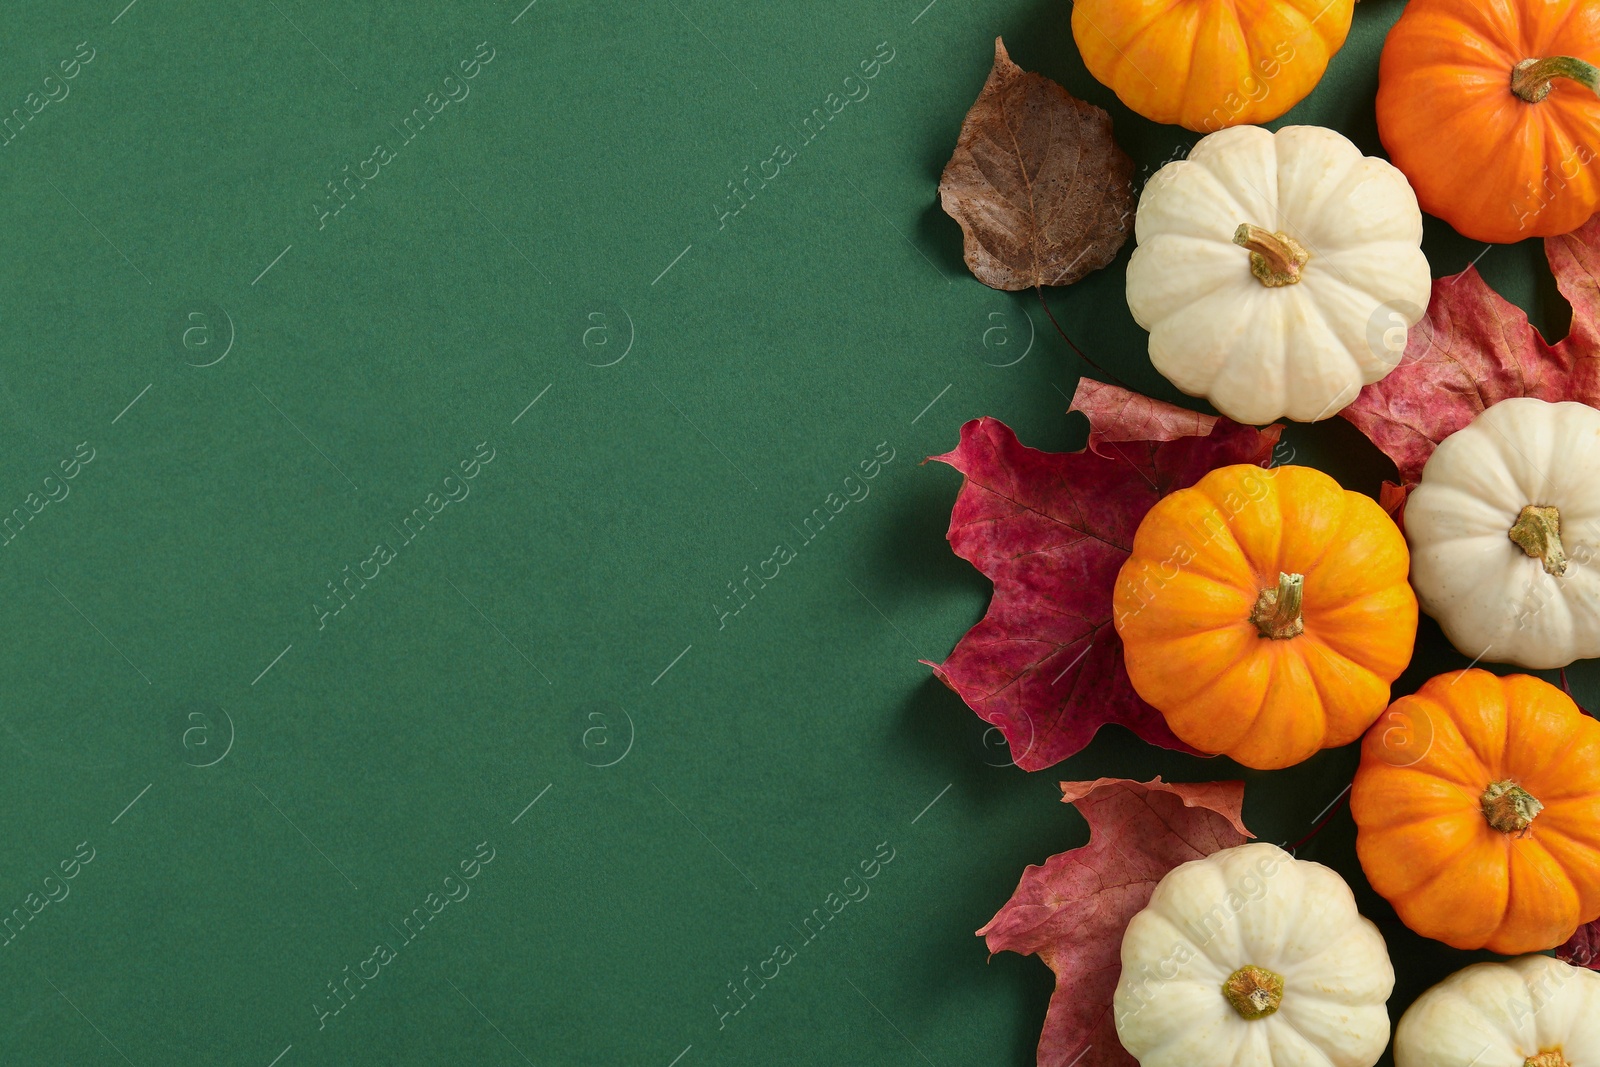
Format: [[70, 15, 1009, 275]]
[[938, 38, 1135, 291]]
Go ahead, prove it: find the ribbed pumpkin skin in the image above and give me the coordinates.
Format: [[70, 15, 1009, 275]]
[[1113, 465, 1416, 770], [1352, 670, 1600, 954], [1072, 0, 1354, 132], [1393, 956, 1600, 1067], [1377, 0, 1600, 242]]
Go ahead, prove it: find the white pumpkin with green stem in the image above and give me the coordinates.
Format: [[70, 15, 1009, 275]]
[[1113, 842, 1394, 1067], [1406, 397, 1600, 670], [1126, 125, 1430, 425], [1394, 955, 1600, 1067]]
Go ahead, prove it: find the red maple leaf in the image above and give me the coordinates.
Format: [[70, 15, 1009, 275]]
[[1342, 214, 1600, 511], [925, 381, 1282, 769], [1558, 919, 1600, 970], [978, 777, 1254, 1067]]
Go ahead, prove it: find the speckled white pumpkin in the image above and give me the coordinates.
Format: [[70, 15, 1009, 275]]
[[1127, 125, 1430, 425], [1113, 842, 1394, 1067], [1395, 955, 1600, 1067], [1406, 397, 1600, 670]]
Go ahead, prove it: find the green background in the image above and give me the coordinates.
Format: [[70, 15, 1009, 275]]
[[0, 0, 1582, 1064]]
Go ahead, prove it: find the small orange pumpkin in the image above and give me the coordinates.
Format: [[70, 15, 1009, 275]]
[[1113, 464, 1416, 770], [1351, 669, 1600, 954], [1072, 0, 1355, 132], [1377, 0, 1600, 242]]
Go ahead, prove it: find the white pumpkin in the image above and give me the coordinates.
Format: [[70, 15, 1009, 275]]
[[1395, 955, 1600, 1067], [1113, 842, 1393, 1067], [1407, 397, 1600, 670], [1127, 125, 1430, 425]]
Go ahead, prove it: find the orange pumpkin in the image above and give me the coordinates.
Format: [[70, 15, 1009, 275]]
[[1377, 0, 1600, 243], [1113, 464, 1416, 770], [1071, 0, 1354, 132], [1351, 670, 1600, 954]]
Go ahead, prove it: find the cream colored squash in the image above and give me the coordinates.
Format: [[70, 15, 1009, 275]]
[[1126, 125, 1430, 425], [1407, 397, 1600, 670], [1113, 842, 1393, 1067], [1394, 955, 1600, 1067]]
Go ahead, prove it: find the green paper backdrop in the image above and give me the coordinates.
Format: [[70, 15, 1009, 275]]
[[0, 0, 1581, 1064]]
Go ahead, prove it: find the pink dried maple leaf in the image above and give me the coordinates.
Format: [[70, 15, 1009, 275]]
[[979, 777, 1254, 1067], [926, 381, 1282, 769], [1342, 214, 1600, 510]]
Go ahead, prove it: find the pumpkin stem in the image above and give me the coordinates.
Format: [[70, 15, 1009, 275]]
[[1525, 1051, 1572, 1067], [1482, 780, 1544, 835], [1233, 224, 1310, 287], [1508, 504, 1568, 577], [1222, 965, 1284, 1020], [1512, 56, 1600, 103], [1250, 572, 1305, 639]]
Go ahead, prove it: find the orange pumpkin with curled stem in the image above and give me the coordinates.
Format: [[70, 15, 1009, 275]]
[[1112, 464, 1416, 770], [1352, 669, 1600, 954], [1377, 0, 1600, 242]]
